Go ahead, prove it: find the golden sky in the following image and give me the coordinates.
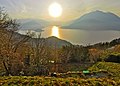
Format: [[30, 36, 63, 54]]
[[0, 0, 120, 22]]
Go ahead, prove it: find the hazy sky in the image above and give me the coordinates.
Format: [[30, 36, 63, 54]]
[[0, 0, 120, 22]]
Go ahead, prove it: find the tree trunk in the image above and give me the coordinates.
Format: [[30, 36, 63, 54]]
[[3, 61, 9, 75]]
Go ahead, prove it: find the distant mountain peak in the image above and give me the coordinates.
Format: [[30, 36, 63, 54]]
[[91, 10, 105, 14], [63, 10, 120, 31]]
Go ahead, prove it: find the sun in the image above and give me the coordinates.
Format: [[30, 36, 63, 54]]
[[51, 26, 60, 38], [48, 2, 62, 18]]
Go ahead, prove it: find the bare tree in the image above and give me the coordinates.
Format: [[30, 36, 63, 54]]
[[0, 7, 30, 75], [25, 31, 50, 75]]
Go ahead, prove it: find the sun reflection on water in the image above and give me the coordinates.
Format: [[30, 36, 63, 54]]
[[51, 26, 60, 38]]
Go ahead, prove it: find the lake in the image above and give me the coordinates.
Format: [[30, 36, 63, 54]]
[[19, 26, 120, 45]]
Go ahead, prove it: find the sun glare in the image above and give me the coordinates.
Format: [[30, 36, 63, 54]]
[[48, 2, 62, 18], [51, 26, 60, 38]]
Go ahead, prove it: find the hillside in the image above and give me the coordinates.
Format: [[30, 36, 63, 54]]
[[45, 36, 72, 48], [63, 10, 120, 30], [13, 32, 72, 48], [88, 62, 120, 77]]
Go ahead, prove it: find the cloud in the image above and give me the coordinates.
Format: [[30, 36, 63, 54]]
[[21, 5, 27, 13]]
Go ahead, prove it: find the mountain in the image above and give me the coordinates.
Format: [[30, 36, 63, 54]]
[[12, 31, 72, 48], [17, 19, 49, 30], [45, 36, 72, 48], [14, 32, 72, 48], [63, 10, 120, 30], [30, 36, 72, 48]]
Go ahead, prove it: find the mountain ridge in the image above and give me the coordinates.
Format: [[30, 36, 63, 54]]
[[17, 18, 50, 30], [62, 10, 120, 31]]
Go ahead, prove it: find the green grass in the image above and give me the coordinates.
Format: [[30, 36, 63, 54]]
[[0, 62, 120, 86], [88, 62, 120, 77], [0, 76, 120, 86]]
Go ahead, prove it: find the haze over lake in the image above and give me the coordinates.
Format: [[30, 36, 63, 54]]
[[19, 26, 120, 45], [43, 26, 120, 45]]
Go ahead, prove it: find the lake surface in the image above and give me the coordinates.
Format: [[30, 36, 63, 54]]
[[19, 26, 120, 45]]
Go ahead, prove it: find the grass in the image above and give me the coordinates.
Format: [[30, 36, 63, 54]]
[[0, 62, 120, 86], [88, 62, 120, 78], [0, 76, 120, 86]]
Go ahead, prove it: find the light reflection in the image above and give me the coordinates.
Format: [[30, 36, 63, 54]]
[[51, 26, 60, 38], [41, 26, 120, 45]]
